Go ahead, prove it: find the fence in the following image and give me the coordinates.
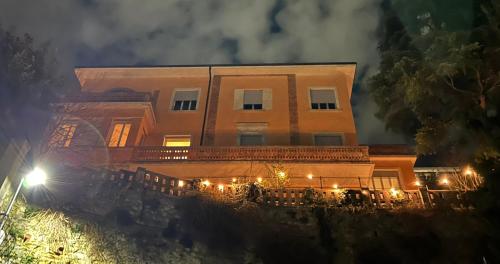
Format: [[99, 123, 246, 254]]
[[88, 166, 472, 209]]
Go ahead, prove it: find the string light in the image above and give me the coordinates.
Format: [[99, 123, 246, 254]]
[[440, 178, 449, 185]]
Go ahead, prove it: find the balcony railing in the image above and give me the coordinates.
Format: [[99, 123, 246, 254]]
[[132, 146, 370, 163]]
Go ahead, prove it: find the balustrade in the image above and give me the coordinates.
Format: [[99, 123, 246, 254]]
[[132, 146, 370, 163]]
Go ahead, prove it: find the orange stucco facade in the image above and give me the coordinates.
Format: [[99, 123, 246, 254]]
[[48, 64, 417, 191]]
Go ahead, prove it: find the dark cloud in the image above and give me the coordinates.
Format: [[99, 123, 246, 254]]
[[0, 0, 405, 144]]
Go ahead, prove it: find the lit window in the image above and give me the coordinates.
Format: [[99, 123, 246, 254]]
[[243, 90, 263, 110], [172, 90, 198, 111], [314, 135, 343, 146], [108, 123, 131, 147], [163, 136, 191, 147], [239, 134, 264, 146], [50, 123, 77, 147], [310, 89, 337, 110]]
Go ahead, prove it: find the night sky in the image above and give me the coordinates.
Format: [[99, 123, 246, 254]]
[[0, 0, 406, 144]]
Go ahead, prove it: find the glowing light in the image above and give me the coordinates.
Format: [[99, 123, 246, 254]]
[[415, 180, 421, 186], [218, 184, 224, 192], [201, 180, 210, 186], [257, 177, 263, 183], [362, 190, 369, 195], [440, 178, 449, 185], [390, 187, 399, 196], [332, 184, 339, 189], [464, 167, 473, 176], [232, 178, 237, 183], [25, 167, 47, 187], [277, 171, 286, 178], [307, 174, 313, 180], [178, 180, 184, 187]]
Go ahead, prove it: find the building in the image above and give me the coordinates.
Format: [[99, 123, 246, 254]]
[[46, 63, 418, 194]]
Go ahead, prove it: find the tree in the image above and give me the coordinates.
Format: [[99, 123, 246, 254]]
[[0, 25, 66, 148], [370, 1, 500, 188]]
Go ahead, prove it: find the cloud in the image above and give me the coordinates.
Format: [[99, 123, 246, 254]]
[[0, 0, 405, 143]]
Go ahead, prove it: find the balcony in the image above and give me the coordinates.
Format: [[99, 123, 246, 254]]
[[131, 146, 370, 163]]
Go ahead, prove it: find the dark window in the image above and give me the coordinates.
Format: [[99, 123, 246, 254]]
[[172, 90, 198, 111], [310, 89, 337, 110], [243, 90, 263, 110], [240, 134, 264, 146], [314, 135, 343, 146]]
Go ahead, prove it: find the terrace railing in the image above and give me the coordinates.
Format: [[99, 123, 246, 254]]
[[132, 146, 370, 163]]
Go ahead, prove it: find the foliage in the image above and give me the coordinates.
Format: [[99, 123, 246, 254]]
[[331, 188, 348, 205], [0, 200, 141, 263], [265, 162, 290, 189], [0, 26, 66, 140], [370, 0, 500, 201], [370, 1, 500, 159], [448, 168, 485, 192]]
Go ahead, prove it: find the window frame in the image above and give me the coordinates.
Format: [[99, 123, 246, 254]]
[[170, 88, 201, 112], [312, 133, 345, 146], [238, 133, 265, 146], [308, 87, 340, 111], [50, 121, 78, 148], [371, 169, 403, 190], [242, 89, 264, 111], [107, 121, 132, 148], [163, 135, 192, 147]]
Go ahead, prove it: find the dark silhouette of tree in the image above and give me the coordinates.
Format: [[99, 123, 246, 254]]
[[370, 1, 499, 201], [0, 25, 67, 146]]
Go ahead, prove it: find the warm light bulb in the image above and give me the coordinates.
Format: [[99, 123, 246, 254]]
[[307, 174, 313, 180], [441, 178, 449, 185], [415, 180, 421, 186], [332, 184, 338, 189], [178, 180, 184, 187], [202, 180, 210, 186], [277, 171, 285, 177], [232, 178, 237, 183], [218, 184, 224, 192], [25, 167, 47, 187], [257, 177, 263, 183]]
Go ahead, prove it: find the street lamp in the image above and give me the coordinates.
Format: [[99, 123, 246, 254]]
[[0, 167, 47, 244]]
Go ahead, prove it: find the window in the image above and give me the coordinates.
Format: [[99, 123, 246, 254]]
[[310, 88, 337, 110], [243, 90, 263, 110], [372, 170, 401, 190], [172, 90, 198, 111], [239, 134, 264, 146], [50, 123, 77, 147], [108, 123, 131, 147], [314, 134, 343, 146], [163, 136, 191, 147]]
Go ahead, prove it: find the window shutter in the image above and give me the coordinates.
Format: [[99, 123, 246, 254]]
[[174, 91, 198, 101], [310, 89, 336, 104], [234, 89, 244, 110], [263, 89, 272, 110]]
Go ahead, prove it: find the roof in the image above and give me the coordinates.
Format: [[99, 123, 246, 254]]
[[75, 62, 357, 69]]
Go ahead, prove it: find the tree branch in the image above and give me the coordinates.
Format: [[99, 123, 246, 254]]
[[443, 74, 476, 95]]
